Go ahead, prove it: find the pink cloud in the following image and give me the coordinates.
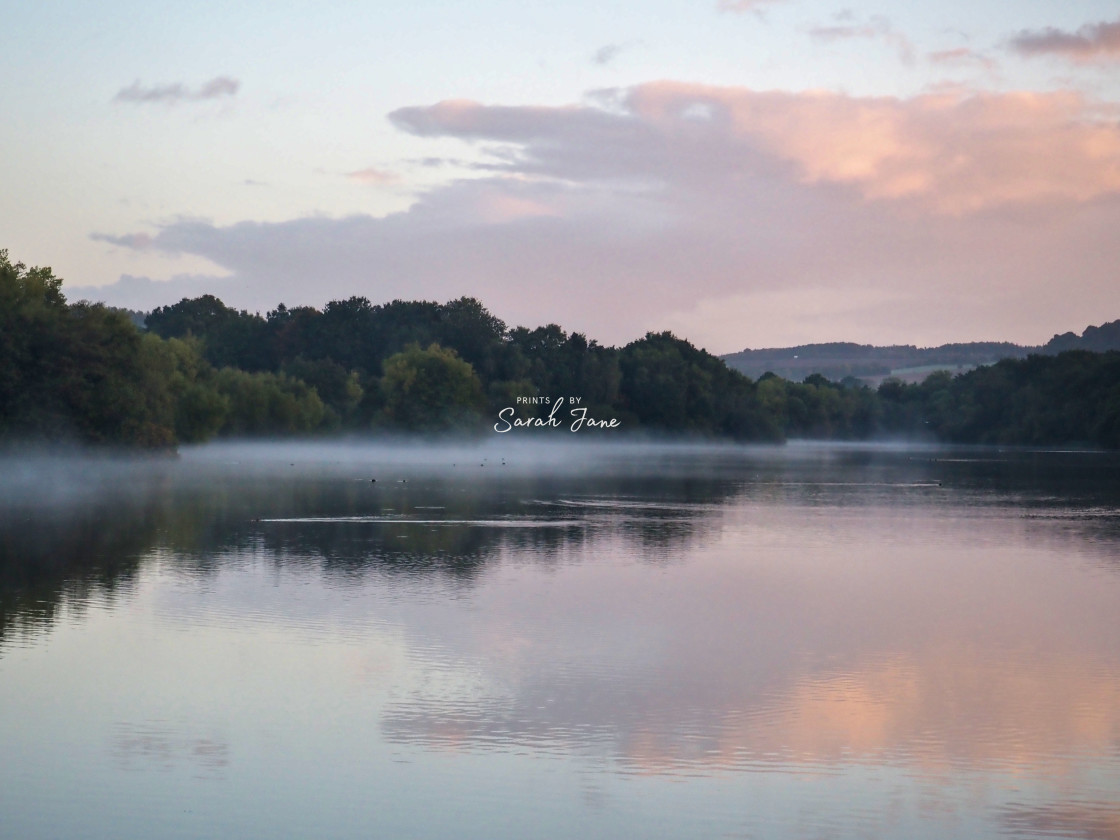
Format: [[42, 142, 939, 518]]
[[394, 83, 1120, 215], [716, 0, 787, 14], [346, 167, 399, 185], [927, 47, 997, 71]]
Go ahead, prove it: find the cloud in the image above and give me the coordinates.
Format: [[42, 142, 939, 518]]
[[808, 16, 915, 64], [89, 82, 1120, 350], [716, 0, 786, 14], [1010, 17, 1120, 62], [346, 167, 399, 185], [67, 273, 235, 311], [196, 76, 239, 98], [391, 82, 1120, 213], [113, 76, 240, 105], [928, 47, 997, 71], [91, 231, 154, 249], [592, 41, 642, 66], [592, 44, 624, 66]]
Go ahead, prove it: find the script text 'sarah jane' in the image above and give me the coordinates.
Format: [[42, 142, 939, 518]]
[[494, 396, 621, 433]]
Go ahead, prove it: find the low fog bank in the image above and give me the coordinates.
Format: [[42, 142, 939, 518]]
[[181, 436, 785, 474], [7, 436, 1110, 518], [0, 436, 909, 514], [0, 447, 178, 514], [173, 436, 960, 483]]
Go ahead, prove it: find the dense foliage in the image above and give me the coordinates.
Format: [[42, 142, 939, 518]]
[[1, 251, 176, 446], [0, 252, 326, 446], [877, 353, 1120, 449], [4, 249, 1120, 449]]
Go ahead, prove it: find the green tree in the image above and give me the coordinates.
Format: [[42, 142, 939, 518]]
[[615, 332, 778, 440], [213, 369, 325, 435], [139, 335, 228, 443], [379, 343, 485, 431], [0, 251, 185, 446], [146, 295, 270, 370], [282, 356, 363, 427]]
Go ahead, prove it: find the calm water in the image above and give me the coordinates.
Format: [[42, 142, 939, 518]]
[[2, 440, 1119, 839]]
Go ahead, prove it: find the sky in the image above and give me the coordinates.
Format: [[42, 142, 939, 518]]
[[3, 0, 1119, 353]]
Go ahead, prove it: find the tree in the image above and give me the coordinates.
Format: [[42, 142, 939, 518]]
[[436, 297, 506, 380], [617, 331, 776, 439], [146, 295, 269, 370], [213, 368, 325, 435], [379, 344, 485, 431]]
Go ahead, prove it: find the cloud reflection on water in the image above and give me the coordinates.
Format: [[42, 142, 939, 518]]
[[2, 441, 1119, 811]]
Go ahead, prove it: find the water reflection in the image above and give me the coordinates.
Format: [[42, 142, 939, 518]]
[[0, 503, 150, 645], [375, 518, 1120, 782], [0, 443, 758, 647], [1, 442, 1119, 839]]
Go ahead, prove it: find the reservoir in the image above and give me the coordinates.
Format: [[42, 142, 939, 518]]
[[2, 441, 1119, 839]]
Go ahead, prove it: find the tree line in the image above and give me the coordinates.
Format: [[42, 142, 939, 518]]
[[2, 249, 1119, 449]]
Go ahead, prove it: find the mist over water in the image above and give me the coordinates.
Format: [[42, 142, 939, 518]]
[[2, 440, 1120, 839]]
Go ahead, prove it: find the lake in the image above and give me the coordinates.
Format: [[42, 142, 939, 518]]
[[2, 440, 1119, 839]]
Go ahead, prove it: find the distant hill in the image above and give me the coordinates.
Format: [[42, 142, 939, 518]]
[[722, 319, 1120, 383], [1044, 319, 1120, 354], [721, 341, 1030, 383]]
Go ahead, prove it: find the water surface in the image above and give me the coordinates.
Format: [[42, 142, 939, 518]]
[[2, 441, 1119, 839]]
